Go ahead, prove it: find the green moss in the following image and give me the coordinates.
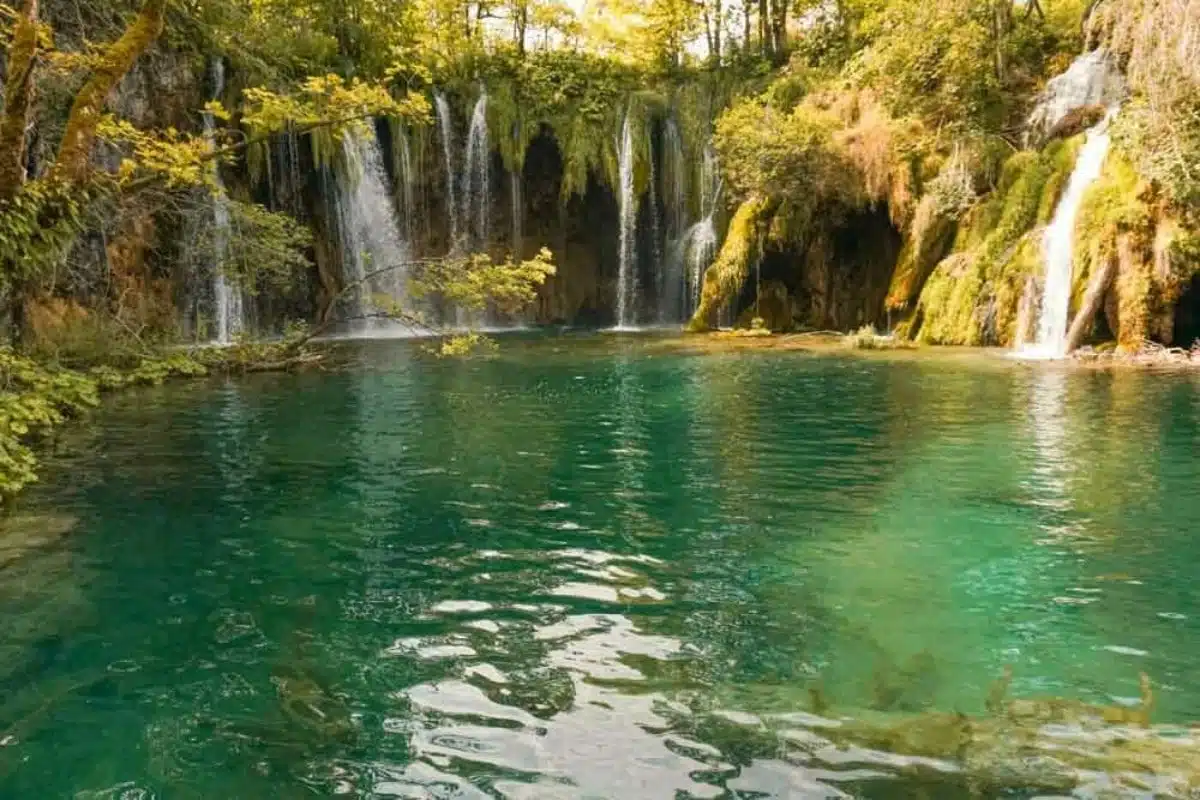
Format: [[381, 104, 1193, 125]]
[[1037, 135, 1084, 224], [687, 196, 774, 332], [916, 253, 985, 344], [912, 137, 1088, 345], [887, 195, 959, 311], [1070, 153, 1154, 347], [463, 51, 738, 206]]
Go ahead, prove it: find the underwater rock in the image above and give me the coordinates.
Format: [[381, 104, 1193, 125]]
[[270, 663, 356, 744], [0, 513, 77, 570]]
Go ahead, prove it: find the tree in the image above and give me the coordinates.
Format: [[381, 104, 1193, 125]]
[[0, 0, 429, 344], [0, 0, 38, 200], [644, 0, 703, 68]]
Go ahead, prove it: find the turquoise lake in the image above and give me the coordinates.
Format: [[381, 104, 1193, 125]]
[[2, 334, 1199, 796]]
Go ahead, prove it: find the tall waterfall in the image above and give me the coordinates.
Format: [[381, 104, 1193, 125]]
[[663, 119, 687, 236], [394, 128, 416, 246], [1022, 114, 1115, 358], [663, 142, 722, 321], [203, 59, 244, 344], [647, 122, 662, 291], [336, 128, 412, 333], [615, 111, 638, 329], [657, 119, 692, 323], [434, 93, 461, 251], [462, 91, 491, 251]]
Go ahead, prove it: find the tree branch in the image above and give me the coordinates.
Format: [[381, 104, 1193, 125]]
[[0, 0, 39, 200], [55, 0, 168, 184]]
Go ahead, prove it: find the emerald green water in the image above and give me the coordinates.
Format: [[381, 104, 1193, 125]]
[[3, 335, 1200, 796]]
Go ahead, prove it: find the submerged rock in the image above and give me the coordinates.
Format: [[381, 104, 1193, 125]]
[[270, 663, 357, 744]]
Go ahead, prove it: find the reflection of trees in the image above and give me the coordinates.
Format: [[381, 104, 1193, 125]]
[[1054, 369, 1200, 719], [640, 355, 912, 695], [1063, 369, 1162, 535]]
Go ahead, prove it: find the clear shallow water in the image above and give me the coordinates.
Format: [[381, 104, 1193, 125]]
[[3, 334, 1200, 796]]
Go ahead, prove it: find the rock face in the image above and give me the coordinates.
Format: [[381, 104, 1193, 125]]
[[1026, 49, 1125, 145]]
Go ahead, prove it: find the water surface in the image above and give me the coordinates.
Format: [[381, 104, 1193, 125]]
[[3, 334, 1199, 796]]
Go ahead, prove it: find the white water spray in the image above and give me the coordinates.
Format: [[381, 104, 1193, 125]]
[[336, 129, 412, 333], [1027, 49, 1124, 142], [1021, 113, 1115, 358], [462, 91, 491, 251], [663, 119, 687, 236], [434, 93, 461, 252], [203, 59, 244, 345], [615, 111, 638, 329], [395, 128, 416, 245]]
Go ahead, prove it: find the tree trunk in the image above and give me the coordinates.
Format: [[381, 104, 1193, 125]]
[[1065, 253, 1116, 353], [0, 0, 39, 201], [703, 2, 715, 60], [741, 0, 752, 52], [713, 0, 722, 60], [770, 0, 787, 61], [758, 0, 769, 57], [515, 1, 528, 54], [55, 0, 168, 184], [991, 0, 1011, 82]]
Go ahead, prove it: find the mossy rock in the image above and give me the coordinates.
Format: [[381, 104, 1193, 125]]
[[1045, 105, 1106, 142], [911, 136, 1086, 345]]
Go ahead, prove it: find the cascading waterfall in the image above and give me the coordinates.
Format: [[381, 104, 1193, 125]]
[[615, 111, 638, 329], [203, 58, 244, 345], [657, 118, 692, 323], [668, 144, 723, 320], [663, 119, 687, 236], [1016, 49, 1124, 357], [1026, 49, 1125, 143], [395, 129, 416, 246], [462, 91, 491, 252], [434, 93, 461, 252], [336, 128, 413, 333], [1022, 114, 1115, 357], [647, 122, 662, 303], [686, 217, 719, 311]]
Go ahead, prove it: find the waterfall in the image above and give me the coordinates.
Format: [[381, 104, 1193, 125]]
[[686, 217, 719, 315], [663, 119, 687, 236], [336, 128, 412, 333], [203, 58, 244, 345], [657, 118, 692, 323], [395, 128, 416, 246], [1021, 113, 1115, 358], [615, 111, 638, 329], [1027, 49, 1125, 142], [659, 140, 724, 323], [462, 91, 491, 251], [434, 93, 461, 252], [646, 122, 664, 323]]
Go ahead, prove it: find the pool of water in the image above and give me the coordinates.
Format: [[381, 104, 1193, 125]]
[[2, 334, 1200, 796]]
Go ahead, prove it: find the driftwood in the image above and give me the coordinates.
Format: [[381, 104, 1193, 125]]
[[238, 353, 325, 373]]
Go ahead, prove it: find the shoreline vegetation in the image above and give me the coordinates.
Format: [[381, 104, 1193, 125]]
[[9, 319, 1200, 497], [8, 324, 1197, 510]]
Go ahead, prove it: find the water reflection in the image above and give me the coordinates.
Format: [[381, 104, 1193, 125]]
[[3, 340, 1200, 796], [1026, 366, 1073, 517]]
